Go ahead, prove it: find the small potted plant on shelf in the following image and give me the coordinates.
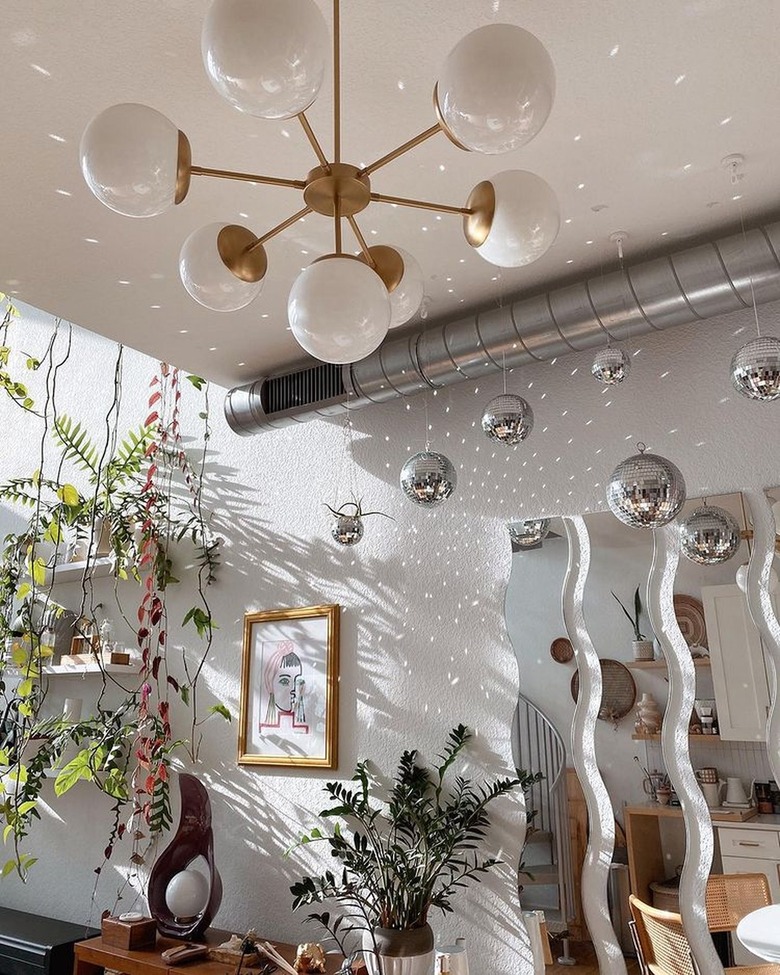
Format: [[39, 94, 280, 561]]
[[288, 725, 540, 975], [612, 585, 654, 660]]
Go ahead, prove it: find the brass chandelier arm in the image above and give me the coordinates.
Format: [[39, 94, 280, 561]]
[[297, 113, 331, 172], [370, 192, 471, 216], [247, 206, 313, 251], [190, 165, 306, 190], [359, 123, 443, 177], [333, 0, 341, 164], [346, 215, 375, 266], [335, 197, 343, 254]]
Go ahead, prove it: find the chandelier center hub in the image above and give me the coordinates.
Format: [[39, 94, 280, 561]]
[[303, 163, 371, 217]]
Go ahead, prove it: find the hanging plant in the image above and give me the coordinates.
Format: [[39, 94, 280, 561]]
[[324, 499, 392, 547], [0, 329, 227, 882]]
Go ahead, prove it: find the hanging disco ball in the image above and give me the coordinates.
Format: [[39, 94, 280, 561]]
[[331, 515, 364, 546], [481, 394, 534, 445], [509, 519, 551, 549], [680, 504, 740, 565], [592, 346, 630, 386], [731, 336, 780, 401], [400, 451, 457, 506], [606, 443, 686, 530]]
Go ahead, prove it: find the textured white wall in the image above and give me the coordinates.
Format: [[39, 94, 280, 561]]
[[1, 297, 779, 970]]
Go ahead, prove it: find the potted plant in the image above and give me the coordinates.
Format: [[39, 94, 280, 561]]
[[324, 498, 392, 547], [612, 586, 653, 660], [288, 725, 538, 975]]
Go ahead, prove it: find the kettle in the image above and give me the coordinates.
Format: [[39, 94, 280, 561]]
[[724, 777, 751, 806]]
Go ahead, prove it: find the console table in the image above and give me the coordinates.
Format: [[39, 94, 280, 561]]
[[74, 930, 301, 975]]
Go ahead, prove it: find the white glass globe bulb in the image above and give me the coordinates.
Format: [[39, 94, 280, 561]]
[[165, 869, 210, 919], [387, 247, 424, 327], [80, 104, 184, 217], [202, 0, 329, 119], [179, 223, 265, 312], [288, 257, 391, 364], [436, 24, 555, 154], [736, 562, 780, 595], [468, 170, 559, 268]]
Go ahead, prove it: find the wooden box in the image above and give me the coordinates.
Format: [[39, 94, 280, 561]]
[[101, 915, 157, 950]]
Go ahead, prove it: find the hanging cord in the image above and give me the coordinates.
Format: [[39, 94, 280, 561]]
[[424, 391, 431, 452], [729, 158, 761, 338]]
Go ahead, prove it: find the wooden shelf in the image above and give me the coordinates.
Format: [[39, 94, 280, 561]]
[[627, 658, 711, 670], [43, 557, 114, 586], [632, 733, 721, 743]]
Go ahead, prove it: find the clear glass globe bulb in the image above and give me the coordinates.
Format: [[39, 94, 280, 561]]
[[437, 24, 555, 154], [470, 170, 559, 268], [80, 103, 182, 217], [288, 257, 391, 364], [179, 223, 264, 312], [387, 247, 424, 328], [736, 562, 780, 594], [202, 0, 329, 119]]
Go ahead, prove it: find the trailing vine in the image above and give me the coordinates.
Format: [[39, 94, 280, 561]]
[[0, 312, 227, 882]]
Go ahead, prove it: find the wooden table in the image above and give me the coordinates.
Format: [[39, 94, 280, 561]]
[[73, 929, 300, 975]]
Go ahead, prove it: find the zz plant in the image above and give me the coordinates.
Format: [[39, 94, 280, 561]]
[[289, 725, 542, 953]]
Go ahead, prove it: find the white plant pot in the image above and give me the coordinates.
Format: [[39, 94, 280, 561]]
[[632, 639, 655, 661], [363, 926, 435, 975]]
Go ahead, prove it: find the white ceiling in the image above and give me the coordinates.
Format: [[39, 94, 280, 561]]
[[3, 0, 780, 389]]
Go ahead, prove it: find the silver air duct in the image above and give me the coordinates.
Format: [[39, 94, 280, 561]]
[[225, 221, 780, 435]]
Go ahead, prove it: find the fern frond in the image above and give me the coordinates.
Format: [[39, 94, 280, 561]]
[[53, 415, 99, 476]]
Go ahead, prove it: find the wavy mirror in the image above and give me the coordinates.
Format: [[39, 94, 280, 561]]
[[506, 490, 778, 973]]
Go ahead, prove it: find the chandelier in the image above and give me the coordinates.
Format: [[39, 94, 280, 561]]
[[80, 0, 560, 366]]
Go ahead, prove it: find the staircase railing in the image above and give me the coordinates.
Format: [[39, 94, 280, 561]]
[[512, 690, 575, 927]]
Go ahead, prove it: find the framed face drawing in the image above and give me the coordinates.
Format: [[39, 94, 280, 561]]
[[238, 604, 340, 768]]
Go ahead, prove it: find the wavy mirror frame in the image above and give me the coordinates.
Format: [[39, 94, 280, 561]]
[[562, 516, 628, 975], [647, 525, 724, 975], [746, 489, 780, 785]]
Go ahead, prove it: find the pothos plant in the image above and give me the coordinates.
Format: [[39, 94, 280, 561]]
[[288, 725, 542, 955], [0, 332, 226, 882]]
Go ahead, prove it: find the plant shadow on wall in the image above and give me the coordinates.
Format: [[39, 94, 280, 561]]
[[0, 311, 229, 887]]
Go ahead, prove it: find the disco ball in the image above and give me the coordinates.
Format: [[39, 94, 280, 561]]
[[606, 443, 686, 530], [509, 518, 551, 549], [400, 451, 457, 506], [680, 504, 740, 565], [592, 346, 630, 385], [331, 515, 364, 546], [731, 336, 780, 401], [481, 394, 534, 445]]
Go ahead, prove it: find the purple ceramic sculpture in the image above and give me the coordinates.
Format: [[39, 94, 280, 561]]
[[148, 773, 222, 939]]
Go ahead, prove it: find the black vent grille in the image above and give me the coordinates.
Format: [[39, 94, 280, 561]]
[[263, 363, 345, 415]]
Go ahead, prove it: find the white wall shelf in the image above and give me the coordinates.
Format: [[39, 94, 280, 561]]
[[43, 662, 139, 677], [44, 557, 114, 586]]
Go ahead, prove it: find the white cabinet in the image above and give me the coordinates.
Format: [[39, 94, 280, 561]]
[[716, 823, 780, 966], [701, 584, 770, 742]]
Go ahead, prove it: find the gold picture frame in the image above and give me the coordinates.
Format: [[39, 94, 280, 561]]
[[238, 604, 340, 768]]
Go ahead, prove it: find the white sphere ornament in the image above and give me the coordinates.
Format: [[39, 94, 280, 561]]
[[592, 346, 631, 385], [465, 171, 559, 269], [165, 869, 210, 920], [436, 24, 555, 154], [179, 223, 266, 312], [481, 394, 534, 445], [606, 443, 686, 530], [80, 103, 188, 217], [202, 0, 329, 119], [680, 504, 741, 565], [387, 248, 424, 327], [730, 335, 780, 401], [400, 452, 457, 506], [736, 562, 780, 595], [288, 257, 391, 365]]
